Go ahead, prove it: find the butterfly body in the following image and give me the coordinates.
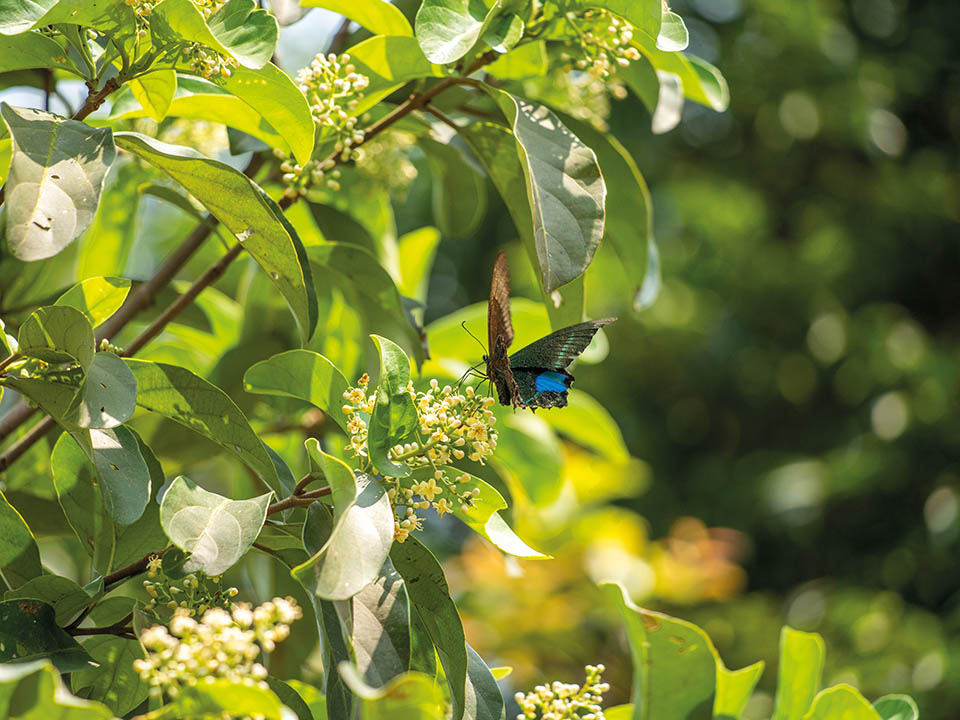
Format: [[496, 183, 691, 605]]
[[483, 251, 615, 409]]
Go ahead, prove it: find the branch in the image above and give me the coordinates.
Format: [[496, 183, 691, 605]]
[[267, 485, 331, 514], [73, 77, 121, 122], [103, 549, 168, 589]]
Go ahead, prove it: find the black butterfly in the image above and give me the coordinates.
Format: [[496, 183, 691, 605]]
[[483, 251, 615, 409]]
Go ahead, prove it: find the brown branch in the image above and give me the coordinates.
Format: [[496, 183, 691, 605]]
[[103, 549, 168, 589], [328, 17, 353, 55], [425, 106, 463, 133], [292, 472, 319, 496], [73, 77, 120, 122], [71, 625, 135, 638], [267, 485, 331, 515]]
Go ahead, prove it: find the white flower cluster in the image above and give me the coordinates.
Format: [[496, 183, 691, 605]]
[[141, 555, 239, 621], [133, 597, 302, 696], [563, 9, 642, 79], [341, 377, 498, 542], [515, 665, 610, 720], [354, 129, 419, 194], [298, 52, 369, 154]]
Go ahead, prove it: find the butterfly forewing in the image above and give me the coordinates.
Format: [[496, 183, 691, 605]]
[[507, 318, 616, 369], [488, 251, 514, 352]]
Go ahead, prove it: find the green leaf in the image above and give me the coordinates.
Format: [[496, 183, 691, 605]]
[[85, 425, 151, 526], [420, 135, 487, 240], [266, 676, 316, 720], [75, 159, 146, 278], [486, 40, 547, 79], [55, 276, 131, 327], [0, 661, 113, 719], [605, 706, 634, 720], [587, 0, 661, 39], [125, 358, 280, 486], [223, 63, 315, 166], [159, 475, 272, 576], [1, 104, 116, 262], [244, 349, 351, 434], [397, 227, 441, 303], [152, 0, 276, 69], [71, 636, 149, 717], [0, 0, 137, 36], [0, 599, 95, 673], [2, 375, 82, 428], [129, 69, 177, 122], [415, 0, 492, 64], [339, 665, 446, 719], [391, 536, 468, 720], [0, 32, 74, 73], [481, 88, 605, 293], [715, 662, 765, 719], [630, 41, 729, 112], [347, 557, 411, 686], [301, 0, 412, 36], [464, 644, 504, 720], [0, 489, 42, 589], [206, 0, 279, 69], [555, 114, 653, 309], [483, 12, 523, 53], [4, 575, 91, 625], [169, 678, 289, 720], [114, 132, 316, 338], [66, 352, 137, 429], [293, 441, 394, 600], [286, 680, 328, 720], [600, 582, 715, 720], [872, 694, 919, 720], [772, 627, 825, 720], [491, 410, 564, 506], [801, 686, 883, 720], [368, 335, 418, 477], [348, 35, 443, 114], [0, 2, 57, 35], [18, 305, 95, 369], [656, 11, 688, 51], [542, 389, 628, 463]]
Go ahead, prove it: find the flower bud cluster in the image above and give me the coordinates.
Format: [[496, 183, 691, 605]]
[[99, 339, 124, 355], [133, 597, 302, 696], [514, 664, 610, 720], [562, 9, 642, 79], [274, 150, 343, 199], [141, 555, 239, 622], [183, 42, 238, 81], [341, 377, 498, 542], [191, 0, 226, 19], [297, 52, 369, 157]]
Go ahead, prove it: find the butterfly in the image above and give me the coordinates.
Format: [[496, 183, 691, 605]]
[[483, 251, 615, 410]]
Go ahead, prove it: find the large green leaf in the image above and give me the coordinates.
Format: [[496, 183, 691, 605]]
[[0, 661, 113, 719], [66, 352, 137, 429], [586, 0, 661, 39], [0, 0, 136, 35], [0, 599, 95, 673], [482, 88, 605, 293], [872, 695, 919, 720], [773, 627, 826, 720], [601, 582, 715, 720], [346, 557, 411, 686], [113, 133, 316, 339], [656, 11, 688, 51], [542, 389, 629, 463], [490, 409, 564, 506], [464, 644, 504, 720], [368, 335, 418, 477], [348, 35, 443, 114], [244, 349, 351, 434], [55, 276, 131, 327], [0, 32, 76, 74], [339, 665, 445, 719], [415, 0, 494, 64], [71, 636, 149, 717], [0, 489, 42, 589], [630, 38, 729, 112], [391, 536, 468, 720], [1, 104, 116, 262], [206, 0, 279, 69], [397, 227, 441, 303], [4, 575, 92, 625], [18, 305, 95, 368], [129, 69, 177, 123], [293, 441, 394, 600], [301, 0, 412, 36], [801, 686, 882, 720], [83, 425, 151, 526], [159, 475, 272, 576], [125, 358, 279, 485]]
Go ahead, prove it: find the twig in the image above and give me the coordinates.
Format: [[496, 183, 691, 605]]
[[425, 106, 463, 133], [73, 77, 121, 122], [103, 550, 168, 589], [267, 486, 331, 515], [292, 472, 319, 496], [328, 17, 353, 55]]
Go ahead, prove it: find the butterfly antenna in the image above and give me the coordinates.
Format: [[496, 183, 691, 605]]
[[460, 321, 488, 355]]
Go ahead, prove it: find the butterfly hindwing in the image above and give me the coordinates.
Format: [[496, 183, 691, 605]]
[[512, 368, 574, 409]]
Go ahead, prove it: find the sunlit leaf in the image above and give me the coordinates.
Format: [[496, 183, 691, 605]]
[[656, 11, 688, 51], [801, 686, 882, 720], [129, 69, 177, 123], [18, 305, 95, 369], [0, 661, 113, 719], [55, 277, 131, 327], [339, 664, 446, 719], [301, 0, 412, 36], [0, 32, 74, 73], [159, 475, 271, 576], [206, 0, 279, 69], [368, 335, 418, 477], [0, 0, 136, 35], [415, 0, 493, 64], [66, 352, 137, 430], [348, 35, 443, 114], [715, 661, 765, 720], [773, 627, 825, 720]]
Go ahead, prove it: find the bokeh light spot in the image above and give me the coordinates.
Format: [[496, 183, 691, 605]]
[[807, 313, 847, 364], [779, 92, 821, 140], [871, 391, 909, 440], [868, 109, 908, 156]]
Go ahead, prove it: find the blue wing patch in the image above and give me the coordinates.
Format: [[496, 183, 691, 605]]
[[535, 371, 569, 393]]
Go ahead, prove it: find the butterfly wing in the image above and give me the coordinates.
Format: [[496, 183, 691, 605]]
[[508, 318, 616, 409], [486, 251, 520, 406]]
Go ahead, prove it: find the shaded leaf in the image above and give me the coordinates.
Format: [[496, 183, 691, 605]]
[[368, 335, 418, 477], [159, 475, 272, 576], [0, 31, 74, 73], [872, 694, 919, 720], [464, 644, 505, 720], [0, 599, 95, 673], [0, 489, 42, 589], [85, 425, 151, 527], [71, 636, 149, 717], [347, 557, 411, 686], [5, 574, 93, 626], [66, 352, 137, 429], [55, 276, 131, 327], [266, 676, 315, 720], [206, 0, 279, 69], [18, 305, 95, 369], [125, 358, 279, 485], [301, 0, 412, 36], [391, 536, 468, 720], [420, 135, 487, 239], [114, 133, 316, 339], [1, 104, 116, 261], [244, 349, 350, 434], [0, 661, 113, 719]]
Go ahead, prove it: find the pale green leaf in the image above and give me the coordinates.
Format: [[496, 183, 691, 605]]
[[66, 352, 137, 429], [301, 0, 412, 36], [368, 335, 418, 477], [715, 662, 765, 719], [631, 40, 729, 112], [485, 40, 547, 79], [244, 349, 351, 434], [0, 32, 74, 73], [656, 11, 688, 51], [114, 133, 317, 339], [586, 0, 661, 39], [773, 627, 826, 720], [338, 665, 446, 719], [18, 305, 95, 369], [0, 489, 42, 589], [169, 678, 289, 720], [159, 475, 272, 576], [483, 12, 523, 53], [348, 35, 443, 115], [872, 694, 919, 720], [0, 600, 95, 673], [206, 0, 279, 69], [0, 0, 136, 35], [0, 661, 113, 719], [801, 686, 883, 720], [293, 441, 394, 600], [491, 410, 564, 507], [1, 104, 116, 262], [347, 558, 411, 686], [397, 227, 441, 302], [542, 389, 628, 462], [125, 358, 280, 485], [415, 0, 492, 64], [129, 69, 177, 122], [55, 276, 131, 327]]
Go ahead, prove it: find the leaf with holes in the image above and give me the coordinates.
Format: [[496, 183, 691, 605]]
[[66, 352, 137, 429], [1, 104, 116, 261], [159, 475, 271, 576]]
